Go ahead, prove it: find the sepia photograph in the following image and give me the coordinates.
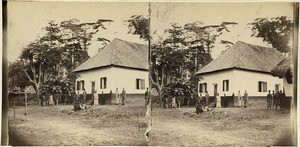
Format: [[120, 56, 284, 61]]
[[6, 1, 150, 146], [148, 2, 297, 146], [3, 1, 299, 146]]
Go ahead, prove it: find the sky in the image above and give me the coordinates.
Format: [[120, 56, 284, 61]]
[[151, 2, 294, 59], [7, 2, 149, 62], [7, 2, 294, 62]]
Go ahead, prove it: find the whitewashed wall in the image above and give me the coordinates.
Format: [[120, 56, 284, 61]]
[[198, 69, 283, 97], [110, 67, 149, 94], [233, 69, 283, 96], [198, 69, 235, 97], [76, 66, 149, 94]]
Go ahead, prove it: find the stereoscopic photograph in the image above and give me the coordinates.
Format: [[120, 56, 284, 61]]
[[3, 1, 298, 146]]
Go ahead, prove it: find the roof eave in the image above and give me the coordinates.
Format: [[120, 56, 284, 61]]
[[73, 64, 149, 73], [196, 67, 271, 75]]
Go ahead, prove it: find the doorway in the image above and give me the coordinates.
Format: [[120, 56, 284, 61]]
[[275, 84, 280, 93], [213, 84, 218, 97], [91, 81, 95, 94]]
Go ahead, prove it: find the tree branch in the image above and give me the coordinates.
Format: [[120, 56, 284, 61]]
[[23, 69, 34, 84]]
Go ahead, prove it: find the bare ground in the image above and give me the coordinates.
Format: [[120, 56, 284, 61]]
[[8, 104, 148, 146], [8, 102, 294, 146], [149, 107, 294, 146]]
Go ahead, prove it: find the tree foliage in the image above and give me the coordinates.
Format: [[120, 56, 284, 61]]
[[248, 16, 293, 53], [8, 60, 30, 89], [124, 15, 150, 41], [41, 75, 74, 97], [17, 18, 112, 105], [124, 14, 237, 106]]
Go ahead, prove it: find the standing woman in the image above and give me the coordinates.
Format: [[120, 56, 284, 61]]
[[237, 91, 242, 108], [216, 93, 221, 108], [93, 91, 99, 105], [171, 96, 176, 108]]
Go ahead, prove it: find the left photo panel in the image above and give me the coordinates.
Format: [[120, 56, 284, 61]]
[[6, 2, 150, 146]]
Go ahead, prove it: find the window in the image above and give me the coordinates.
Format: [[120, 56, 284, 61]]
[[100, 77, 107, 89], [223, 80, 229, 91], [76, 81, 81, 90], [136, 79, 145, 89], [199, 83, 207, 93], [258, 81, 267, 92], [81, 80, 85, 90]]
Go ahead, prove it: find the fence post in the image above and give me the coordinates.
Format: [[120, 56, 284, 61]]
[[25, 93, 28, 119], [13, 96, 15, 118]]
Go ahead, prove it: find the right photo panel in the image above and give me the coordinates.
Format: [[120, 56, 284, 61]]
[[149, 2, 297, 146]]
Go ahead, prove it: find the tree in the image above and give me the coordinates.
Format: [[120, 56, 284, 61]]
[[248, 16, 293, 53], [20, 19, 113, 105], [184, 21, 238, 56], [20, 39, 57, 105], [124, 15, 150, 41], [59, 18, 113, 69], [8, 60, 30, 90]]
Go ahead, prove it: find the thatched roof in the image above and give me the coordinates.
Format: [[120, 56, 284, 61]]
[[271, 56, 293, 84], [196, 41, 285, 75], [74, 38, 148, 72]]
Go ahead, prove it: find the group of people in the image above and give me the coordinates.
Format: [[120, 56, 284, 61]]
[[114, 88, 127, 105], [237, 90, 249, 108], [267, 90, 285, 110], [41, 93, 61, 106], [195, 91, 210, 113]]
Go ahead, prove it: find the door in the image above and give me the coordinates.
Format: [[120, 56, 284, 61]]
[[275, 84, 280, 93], [213, 84, 218, 97], [91, 81, 95, 94]]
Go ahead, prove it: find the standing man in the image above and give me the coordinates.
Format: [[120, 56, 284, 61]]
[[121, 88, 126, 105], [279, 90, 285, 110], [237, 91, 242, 108], [274, 91, 279, 109], [82, 89, 87, 104], [243, 90, 248, 108], [145, 88, 149, 107], [205, 91, 209, 106], [115, 88, 120, 105], [267, 90, 272, 109], [272, 90, 276, 109], [93, 91, 99, 105]]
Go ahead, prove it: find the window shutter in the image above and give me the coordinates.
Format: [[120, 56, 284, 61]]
[[227, 80, 229, 91], [200, 84, 203, 93], [136, 79, 139, 89], [141, 79, 145, 89], [77, 81, 81, 90], [223, 81, 225, 91], [81, 81, 85, 90]]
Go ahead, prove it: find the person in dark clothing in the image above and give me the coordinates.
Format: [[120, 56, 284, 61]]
[[82, 89, 87, 103], [274, 91, 279, 109], [267, 90, 272, 109], [121, 88, 126, 105], [279, 90, 285, 110], [272, 90, 276, 109], [145, 88, 149, 107], [205, 91, 209, 106]]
